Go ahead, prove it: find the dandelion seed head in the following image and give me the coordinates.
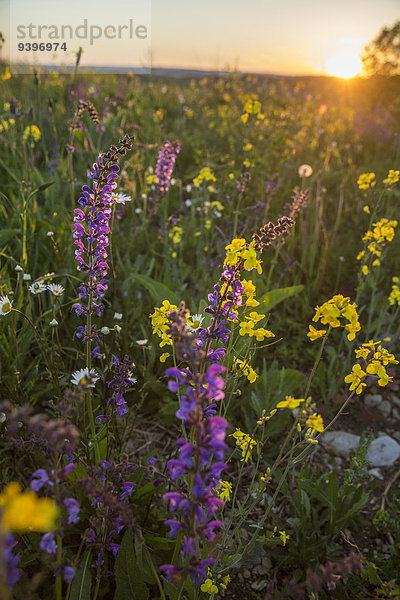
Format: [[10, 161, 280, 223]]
[[298, 164, 313, 177]]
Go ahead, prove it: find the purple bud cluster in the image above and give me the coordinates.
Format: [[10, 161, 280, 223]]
[[159, 304, 229, 586], [198, 217, 294, 365], [72, 135, 134, 341], [265, 174, 280, 194], [79, 459, 136, 575], [283, 189, 309, 220], [98, 355, 136, 421], [236, 171, 251, 192], [155, 140, 180, 193], [197, 266, 243, 363]]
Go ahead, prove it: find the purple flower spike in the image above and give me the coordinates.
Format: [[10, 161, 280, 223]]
[[73, 135, 134, 345], [160, 303, 229, 587], [154, 140, 180, 193]]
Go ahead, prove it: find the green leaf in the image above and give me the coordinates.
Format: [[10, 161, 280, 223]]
[[258, 285, 304, 314], [144, 534, 175, 551], [132, 273, 179, 306], [114, 530, 149, 600], [0, 229, 20, 245], [69, 549, 92, 600]]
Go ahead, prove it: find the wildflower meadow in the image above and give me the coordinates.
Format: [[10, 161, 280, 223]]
[[0, 66, 399, 600]]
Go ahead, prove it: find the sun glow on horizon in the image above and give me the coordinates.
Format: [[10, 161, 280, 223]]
[[325, 50, 363, 79]]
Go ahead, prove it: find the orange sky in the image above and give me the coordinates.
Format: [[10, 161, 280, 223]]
[[2, 0, 399, 75]]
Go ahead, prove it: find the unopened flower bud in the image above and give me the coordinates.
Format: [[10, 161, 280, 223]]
[[100, 326, 110, 335], [49, 318, 58, 327]]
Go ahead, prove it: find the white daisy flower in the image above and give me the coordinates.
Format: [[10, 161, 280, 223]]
[[23, 273, 31, 281], [70, 368, 99, 387], [185, 199, 192, 207], [0, 295, 12, 316], [14, 265, 23, 272], [47, 283, 65, 297], [187, 314, 204, 333], [136, 339, 148, 346], [47, 231, 54, 237], [29, 281, 47, 294], [49, 318, 58, 327], [112, 192, 132, 205], [114, 312, 123, 320]]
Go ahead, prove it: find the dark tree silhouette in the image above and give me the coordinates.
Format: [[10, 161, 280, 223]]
[[362, 20, 400, 76]]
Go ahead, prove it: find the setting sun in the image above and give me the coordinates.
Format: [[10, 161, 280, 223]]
[[325, 51, 363, 79]]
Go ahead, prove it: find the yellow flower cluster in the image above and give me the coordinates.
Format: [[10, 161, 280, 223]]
[[201, 570, 230, 595], [204, 200, 224, 214], [241, 279, 259, 307], [383, 169, 400, 186], [389, 276, 400, 306], [193, 167, 216, 187], [230, 429, 257, 462], [23, 125, 41, 143], [344, 340, 398, 394], [0, 118, 15, 133], [168, 226, 183, 244], [224, 238, 262, 274], [257, 408, 277, 425], [272, 526, 290, 546], [234, 357, 259, 384], [150, 300, 179, 347], [215, 480, 232, 502], [0, 482, 59, 533], [238, 312, 274, 342], [357, 172, 376, 190], [277, 396, 305, 410], [357, 218, 397, 275], [308, 295, 360, 342], [146, 174, 159, 185], [1, 67, 11, 80], [276, 396, 323, 437], [240, 98, 263, 123], [305, 413, 324, 434]]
